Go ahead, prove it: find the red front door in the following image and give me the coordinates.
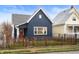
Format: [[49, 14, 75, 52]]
[[19, 29, 24, 38]]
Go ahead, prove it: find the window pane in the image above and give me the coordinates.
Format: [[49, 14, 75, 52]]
[[44, 31, 46, 34], [34, 31, 37, 34], [73, 19, 76, 21], [38, 28, 43, 30], [38, 27, 43, 35], [39, 14, 42, 19], [44, 27, 47, 35], [38, 31, 43, 34], [34, 28, 37, 31]]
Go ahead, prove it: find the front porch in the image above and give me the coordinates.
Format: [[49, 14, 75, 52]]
[[15, 23, 28, 39], [65, 25, 79, 38], [66, 24, 79, 34]]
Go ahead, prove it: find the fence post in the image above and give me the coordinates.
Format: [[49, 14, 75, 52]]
[[24, 38, 26, 47], [25, 38, 29, 47], [31, 38, 34, 46], [74, 33, 77, 44], [45, 38, 48, 46], [58, 34, 60, 38], [63, 34, 66, 45], [3, 34, 6, 48]]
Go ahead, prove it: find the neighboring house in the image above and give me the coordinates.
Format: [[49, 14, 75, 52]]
[[12, 8, 52, 39], [53, 6, 79, 35]]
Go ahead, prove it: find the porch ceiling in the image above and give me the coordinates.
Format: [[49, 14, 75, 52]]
[[18, 23, 28, 28]]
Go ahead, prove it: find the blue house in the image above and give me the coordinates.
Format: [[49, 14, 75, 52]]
[[12, 8, 53, 39]]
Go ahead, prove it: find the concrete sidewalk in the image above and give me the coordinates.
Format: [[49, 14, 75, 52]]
[[47, 51, 79, 54]]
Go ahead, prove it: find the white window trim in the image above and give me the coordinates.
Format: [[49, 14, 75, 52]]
[[34, 26, 47, 35]]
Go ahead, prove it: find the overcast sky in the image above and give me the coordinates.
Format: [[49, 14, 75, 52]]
[[0, 5, 79, 24]]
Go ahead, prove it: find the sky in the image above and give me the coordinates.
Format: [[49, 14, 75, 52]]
[[0, 5, 79, 24]]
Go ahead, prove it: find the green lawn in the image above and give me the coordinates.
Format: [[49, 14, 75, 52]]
[[0, 44, 79, 54]]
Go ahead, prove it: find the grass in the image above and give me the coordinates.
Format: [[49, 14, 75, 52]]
[[35, 45, 79, 53], [29, 40, 74, 47], [0, 50, 31, 54], [6, 40, 67, 49], [0, 44, 79, 53]]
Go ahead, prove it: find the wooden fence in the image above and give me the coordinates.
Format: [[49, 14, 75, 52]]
[[0, 33, 78, 48], [11, 34, 78, 48]]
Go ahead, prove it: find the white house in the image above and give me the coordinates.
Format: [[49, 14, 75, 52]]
[[53, 6, 79, 35]]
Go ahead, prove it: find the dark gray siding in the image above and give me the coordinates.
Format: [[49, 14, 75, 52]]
[[14, 26, 17, 39], [26, 10, 52, 38]]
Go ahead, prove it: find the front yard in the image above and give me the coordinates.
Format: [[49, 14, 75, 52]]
[[0, 36, 78, 54], [0, 44, 79, 53]]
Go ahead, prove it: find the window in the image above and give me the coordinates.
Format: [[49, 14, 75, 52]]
[[73, 18, 76, 21], [39, 14, 42, 19], [34, 27, 47, 35]]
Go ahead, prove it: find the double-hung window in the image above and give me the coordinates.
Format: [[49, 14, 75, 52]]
[[34, 27, 47, 35]]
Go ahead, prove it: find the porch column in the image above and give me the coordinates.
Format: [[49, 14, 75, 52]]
[[64, 24, 67, 34], [11, 25, 14, 39], [16, 27, 19, 39], [73, 25, 75, 34]]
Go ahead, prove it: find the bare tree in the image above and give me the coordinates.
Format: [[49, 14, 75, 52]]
[[2, 22, 12, 48]]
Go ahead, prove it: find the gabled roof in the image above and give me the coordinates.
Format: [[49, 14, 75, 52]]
[[17, 8, 52, 26], [12, 14, 31, 25], [53, 6, 79, 25]]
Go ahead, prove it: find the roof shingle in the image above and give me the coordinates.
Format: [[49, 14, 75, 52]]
[[53, 6, 79, 25], [12, 14, 31, 25]]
